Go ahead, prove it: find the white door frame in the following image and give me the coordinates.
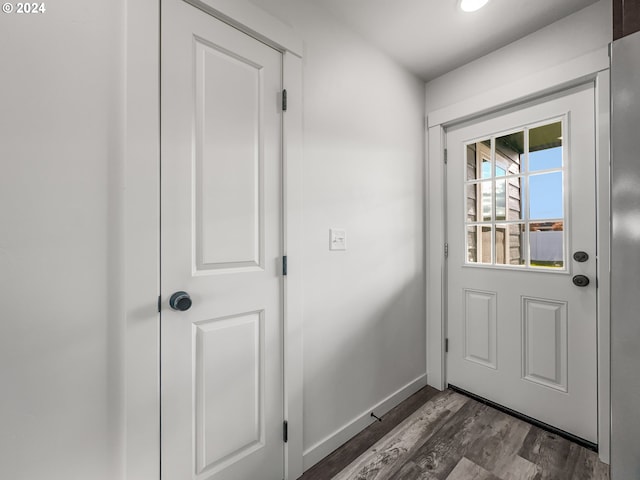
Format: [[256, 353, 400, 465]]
[[425, 47, 611, 463], [123, 1, 304, 479]]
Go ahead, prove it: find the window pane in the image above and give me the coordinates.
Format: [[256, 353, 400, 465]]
[[496, 179, 507, 221], [496, 223, 525, 266], [467, 182, 493, 222], [480, 181, 492, 221], [466, 184, 477, 222], [466, 140, 491, 180], [507, 176, 524, 221], [466, 144, 476, 181], [530, 146, 562, 172], [529, 221, 564, 268], [496, 131, 523, 175], [482, 160, 491, 178], [529, 172, 563, 220], [466, 226, 478, 263], [529, 122, 562, 171], [467, 225, 492, 264]]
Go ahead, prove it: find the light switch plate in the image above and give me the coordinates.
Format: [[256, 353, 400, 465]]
[[330, 228, 347, 251]]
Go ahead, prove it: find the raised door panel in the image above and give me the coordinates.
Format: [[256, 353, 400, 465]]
[[522, 297, 568, 392], [463, 289, 497, 369], [195, 38, 264, 272], [194, 312, 264, 475]]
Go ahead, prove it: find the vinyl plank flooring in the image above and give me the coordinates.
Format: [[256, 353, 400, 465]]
[[395, 399, 495, 479], [332, 390, 469, 480], [590, 455, 612, 480], [561, 442, 611, 480], [299, 385, 440, 480], [299, 389, 610, 480], [494, 455, 540, 480], [518, 428, 578, 480], [390, 461, 434, 480], [518, 425, 606, 479], [463, 410, 538, 479], [445, 457, 501, 480]]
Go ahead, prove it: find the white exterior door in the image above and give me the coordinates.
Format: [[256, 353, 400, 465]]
[[160, 0, 284, 479], [446, 85, 598, 443]]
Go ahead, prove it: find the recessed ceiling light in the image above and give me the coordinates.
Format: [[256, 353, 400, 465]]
[[458, 0, 490, 12]]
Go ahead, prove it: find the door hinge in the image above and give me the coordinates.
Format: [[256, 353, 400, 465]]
[[445, 338, 449, 353], [282, 255, 288, 276], [282, 89, 287, 112], [444, 243, 449, 258], [283, 421, 288, 443], [444, 148, 448, 164], [157, 295, 161, 313]]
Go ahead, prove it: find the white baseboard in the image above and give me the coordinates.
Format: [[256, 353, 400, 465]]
[[302, 373, 428, 471]]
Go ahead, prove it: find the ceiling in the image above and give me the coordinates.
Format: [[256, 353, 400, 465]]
[[254, 0, 600, 81]]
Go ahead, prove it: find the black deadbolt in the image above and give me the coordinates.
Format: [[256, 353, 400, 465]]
[[573, 251, 589, 263], [572, 275, 590, 287], [169, 291, 192, 311]]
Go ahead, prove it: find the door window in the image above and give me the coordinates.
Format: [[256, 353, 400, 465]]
[[464, 120, 565, 269]]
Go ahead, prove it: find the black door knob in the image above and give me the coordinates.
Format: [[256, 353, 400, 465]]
[[572, 275, 590, 287], [169, 291, 192, 311], [573, 251, 589, 262]]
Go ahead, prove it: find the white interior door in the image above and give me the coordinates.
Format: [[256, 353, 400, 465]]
[[161, 0, 284, 478], [446, 85, 598, 443]]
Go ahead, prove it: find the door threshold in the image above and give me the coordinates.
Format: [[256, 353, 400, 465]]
[[447, 384, 598, 452]]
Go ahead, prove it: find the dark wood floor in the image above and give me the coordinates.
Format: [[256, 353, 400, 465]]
[[299, 387, 610, 480]]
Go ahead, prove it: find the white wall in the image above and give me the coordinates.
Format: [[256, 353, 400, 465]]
[[425, 0, 611, 113], [250, 0, 427, 468], [0, 2, 125, 479], [0, 0, 423, 476]]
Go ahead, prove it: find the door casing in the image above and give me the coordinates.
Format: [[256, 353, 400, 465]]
[[426, 50, 611, 463], [123, 1, 304, 479]]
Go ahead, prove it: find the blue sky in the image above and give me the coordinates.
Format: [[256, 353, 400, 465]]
[[529, 147, 563, 219]]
